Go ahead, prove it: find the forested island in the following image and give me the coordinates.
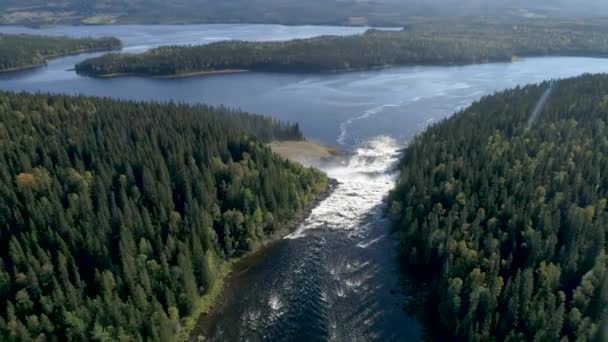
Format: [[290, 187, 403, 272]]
[[388, 74, 608, 340], [0, 34, 121, 72], [0, 93, 328, 341], [75, 21, 608, 77]]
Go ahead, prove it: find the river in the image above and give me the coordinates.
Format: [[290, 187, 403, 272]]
[[2, 24, 608, 341]]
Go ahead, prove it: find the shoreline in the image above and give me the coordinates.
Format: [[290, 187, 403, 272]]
[[77, 57, 523, 79], [0, 63, 46, 73], [91, 69, 249, 79], [155, 69, 249, 78], [181, 177, 339, 341], [0, 46, 121, 74], [77, 53, 608, 80]]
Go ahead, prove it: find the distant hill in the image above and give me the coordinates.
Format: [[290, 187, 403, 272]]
[[1, 0, 607, 26]]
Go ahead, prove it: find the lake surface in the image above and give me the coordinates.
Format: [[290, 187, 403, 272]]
[[2, 24, 608, 341]]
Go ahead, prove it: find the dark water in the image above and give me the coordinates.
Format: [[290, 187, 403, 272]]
[[2, 24, 608, 341]]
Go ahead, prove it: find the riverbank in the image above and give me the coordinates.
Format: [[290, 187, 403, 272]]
[[183, 176, 338, 341], [80, 59, 518, 80]]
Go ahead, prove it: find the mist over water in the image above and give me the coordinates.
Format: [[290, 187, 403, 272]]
[[288, 136, 401, 240]]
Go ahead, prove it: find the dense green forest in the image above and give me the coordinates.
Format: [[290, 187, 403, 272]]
[[388, 74, 608, 340], [0, 93, 327, 341], [0, 34, 121, 72], [75, 21, 608, 77]]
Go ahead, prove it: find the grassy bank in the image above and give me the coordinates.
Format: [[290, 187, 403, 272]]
[[269, 140, 337, 165], [178, 259, 235, 341]]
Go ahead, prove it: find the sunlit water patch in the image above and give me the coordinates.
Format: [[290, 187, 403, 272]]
[[287, 136, 402, 240]]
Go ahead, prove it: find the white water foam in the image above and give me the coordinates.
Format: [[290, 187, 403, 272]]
[[337, 104, 400, 145], [269, 293, 284, 311], [356, 235, 385, 249], [243, 309, 262, 332], [286, 136, 401, 239], [267, 292, 287, 322]]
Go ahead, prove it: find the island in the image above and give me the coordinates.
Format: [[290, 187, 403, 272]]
[[0, 34, 122, 73], [389, 74, 608, 341], [0, 93, 329, 341], [74, 20, 608, 78]]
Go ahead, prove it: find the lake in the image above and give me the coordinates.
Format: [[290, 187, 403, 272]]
[[1, 24, 608, 341]]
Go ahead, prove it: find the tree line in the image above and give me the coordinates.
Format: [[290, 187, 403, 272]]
[[0, 92, 327, 341], [75, 20, 608, 77], [388, 74, 608, 340], [0, 34, 121, 72]]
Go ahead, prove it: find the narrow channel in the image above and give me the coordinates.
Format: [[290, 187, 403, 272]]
[[195, 136, 421, 341]]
